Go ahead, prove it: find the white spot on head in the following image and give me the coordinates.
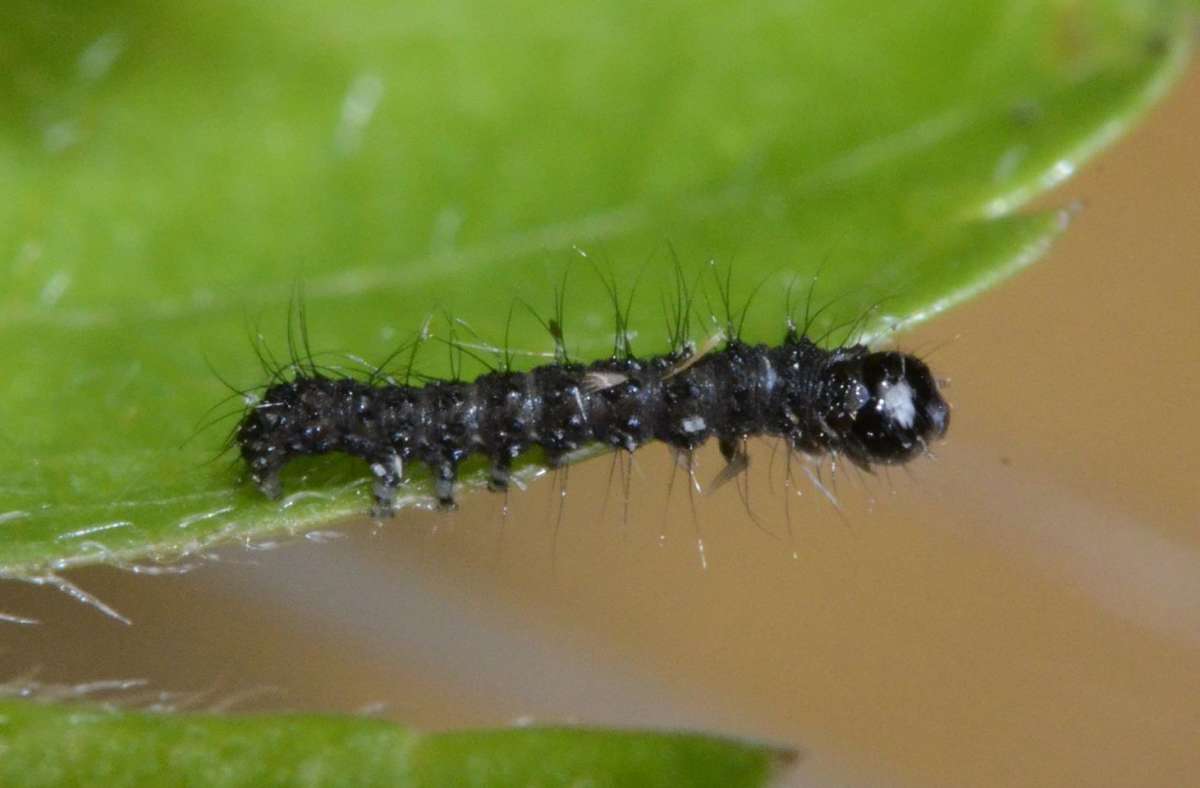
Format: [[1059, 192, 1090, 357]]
[[681, 416, 706, 433], [881, 380, 916, 429]]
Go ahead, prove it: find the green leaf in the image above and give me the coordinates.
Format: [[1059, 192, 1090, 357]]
[[0, 699, 791, 787], [0, 0, 1192, 574]]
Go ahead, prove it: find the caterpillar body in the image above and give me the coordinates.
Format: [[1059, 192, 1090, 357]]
[[236, 327, 950, 515]]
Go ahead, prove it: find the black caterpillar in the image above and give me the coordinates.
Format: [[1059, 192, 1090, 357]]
[[235, 309, 950, 514]]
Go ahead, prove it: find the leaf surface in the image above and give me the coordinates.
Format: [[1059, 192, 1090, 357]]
[[0, 0, 1192, 573], [0, 700, 791, 787]]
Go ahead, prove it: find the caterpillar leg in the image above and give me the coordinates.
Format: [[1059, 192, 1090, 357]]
[[369, 454, 404, 518], [710, 434, 750, 491], [249, 458, 284, 500], [488, 455, 512, 493], [487, 443, 525, 492], [432, 460, 459, 510]]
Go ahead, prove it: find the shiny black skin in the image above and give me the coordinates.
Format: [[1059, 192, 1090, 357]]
[[236, 336, 949, 513]]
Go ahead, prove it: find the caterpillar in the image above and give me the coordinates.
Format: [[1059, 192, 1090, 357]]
[[233, 278, 950, 515]]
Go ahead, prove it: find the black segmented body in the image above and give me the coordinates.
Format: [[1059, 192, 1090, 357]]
[[236, 335, 950, 513]]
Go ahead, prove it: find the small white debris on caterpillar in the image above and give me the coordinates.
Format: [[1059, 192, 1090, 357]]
[[583, 371, 628, 393]]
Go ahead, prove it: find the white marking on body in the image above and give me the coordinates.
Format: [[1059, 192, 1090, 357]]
[[881, 380, 916, 429], [572, 387, 588, 424], [760, 356, 777, 394], [523, 373, 544, 439], [681, 416, 706, 434]]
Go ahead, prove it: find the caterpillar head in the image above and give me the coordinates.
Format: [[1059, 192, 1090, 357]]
[[816, 349, 949, 466]]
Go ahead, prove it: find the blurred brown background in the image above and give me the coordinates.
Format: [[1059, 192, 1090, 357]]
[[3, 56, 1198, 788]]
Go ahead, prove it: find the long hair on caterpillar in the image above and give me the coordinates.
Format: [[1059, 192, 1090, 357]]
[[221, 260, 950, 522]]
